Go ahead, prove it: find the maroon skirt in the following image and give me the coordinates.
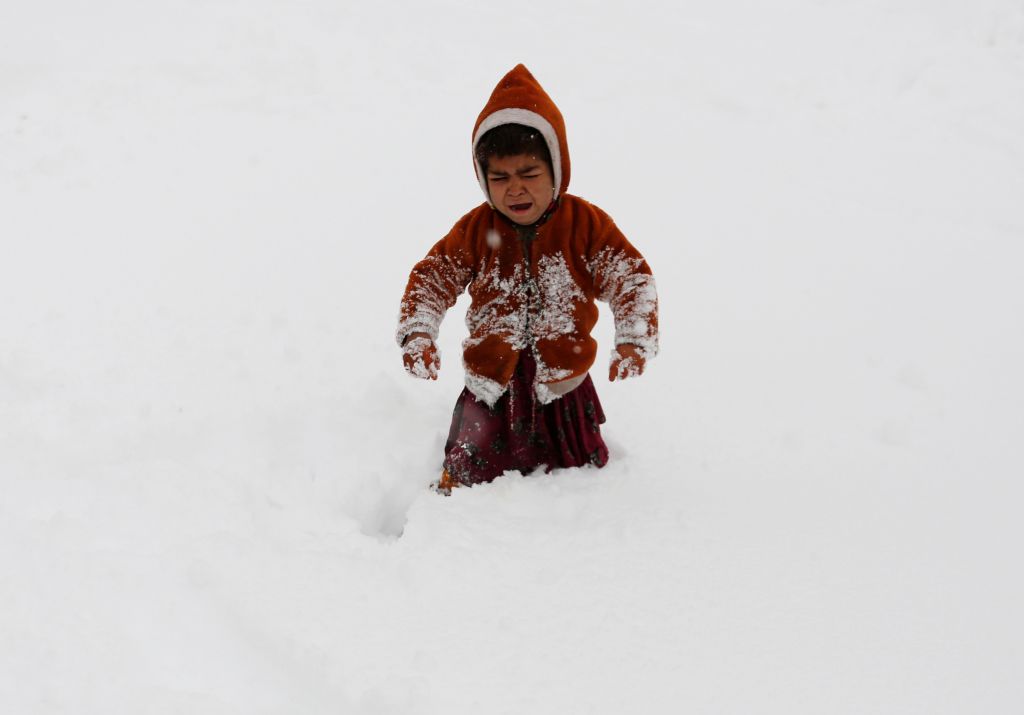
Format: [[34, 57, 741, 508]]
[[443, 350, 609, 486]]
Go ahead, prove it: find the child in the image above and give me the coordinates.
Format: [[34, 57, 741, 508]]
[[396, 64, 658, 494]]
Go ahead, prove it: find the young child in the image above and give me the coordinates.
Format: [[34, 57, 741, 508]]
[[397, 64, 658, 494]]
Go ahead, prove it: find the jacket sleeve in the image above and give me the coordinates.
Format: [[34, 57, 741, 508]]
[[586, 219, 659, 357], [396, 222, 476, 346]]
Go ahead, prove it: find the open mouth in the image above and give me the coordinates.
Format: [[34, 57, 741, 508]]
[[509, 202, 533, 213]]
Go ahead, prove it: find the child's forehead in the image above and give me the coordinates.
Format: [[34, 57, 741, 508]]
[[485, 153, 548, 172]]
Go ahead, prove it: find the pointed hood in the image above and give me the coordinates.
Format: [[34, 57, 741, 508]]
[[472, 64, 571, 204]]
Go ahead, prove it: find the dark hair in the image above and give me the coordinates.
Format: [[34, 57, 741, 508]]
[[475, 123, 552, 174]]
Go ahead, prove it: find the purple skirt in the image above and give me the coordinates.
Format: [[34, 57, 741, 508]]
[[443, 350, 609, 486]]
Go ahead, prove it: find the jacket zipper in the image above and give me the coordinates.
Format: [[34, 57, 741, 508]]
[[519, 226, 537, 350], [519, 226, 540, 428]]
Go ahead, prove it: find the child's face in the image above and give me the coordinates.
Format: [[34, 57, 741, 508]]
[[484, 153, 554, 226]]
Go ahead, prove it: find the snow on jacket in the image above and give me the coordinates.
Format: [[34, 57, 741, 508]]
[[396, 64, 658, 406]]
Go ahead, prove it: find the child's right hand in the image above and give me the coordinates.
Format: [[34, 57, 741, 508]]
[[402, 333, 440, 380]]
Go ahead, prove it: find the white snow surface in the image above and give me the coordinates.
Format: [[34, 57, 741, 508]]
[[3, 1, 1024, 712]]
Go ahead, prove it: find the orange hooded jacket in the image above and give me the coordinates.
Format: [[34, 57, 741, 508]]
[[397, 64, 658, 406]]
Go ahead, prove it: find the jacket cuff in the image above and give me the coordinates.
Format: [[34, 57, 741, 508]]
[[614, 334, 658, 359], [395, 317, 439, 347]]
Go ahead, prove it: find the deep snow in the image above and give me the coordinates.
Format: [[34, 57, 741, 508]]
[[2, 0, 1024, 712]]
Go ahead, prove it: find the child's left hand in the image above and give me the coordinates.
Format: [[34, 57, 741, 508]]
[[402, 335, 441, 380], [609, 344, 647, 382]]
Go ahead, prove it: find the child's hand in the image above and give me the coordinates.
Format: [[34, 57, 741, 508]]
[[402, 334, 440, 380], [609, 344, 646, 382]]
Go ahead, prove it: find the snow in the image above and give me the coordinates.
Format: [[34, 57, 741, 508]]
[[3, 0, 1024, 712]]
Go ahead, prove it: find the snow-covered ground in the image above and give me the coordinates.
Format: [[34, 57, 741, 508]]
[[3, 1, 1023, 712]]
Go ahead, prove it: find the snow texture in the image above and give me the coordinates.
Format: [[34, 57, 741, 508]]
[[417, 241, 655, 404], [461, 369, 506, 408], [3, 0, 1024, 713], [532, 252, 588, 342], [589, 247, 660, 356], [396, 253, 472, 346], [465, 259, 527, 346]]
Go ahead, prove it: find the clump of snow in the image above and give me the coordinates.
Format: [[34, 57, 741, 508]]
[[531, 252, 588, 341], [462, 368, 506, 408]]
